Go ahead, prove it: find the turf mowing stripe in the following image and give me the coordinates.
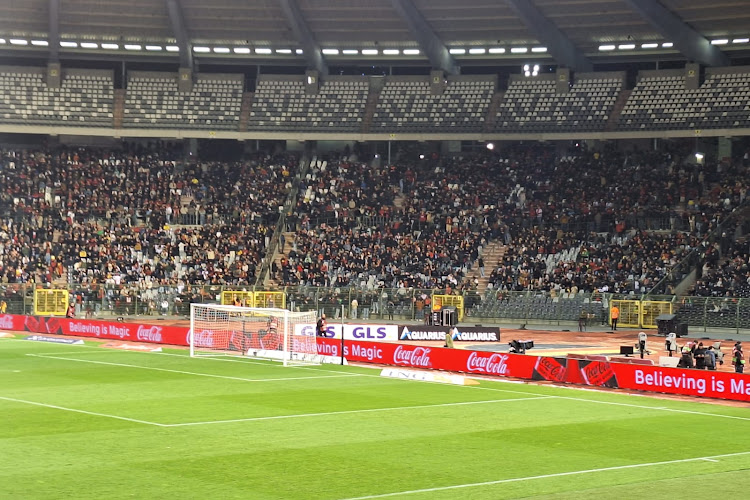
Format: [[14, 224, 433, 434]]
[[25, 353, 363, 383], [338, 450, 750, 499], [0, 395, 165, 427], [161, 396, 555, 427]]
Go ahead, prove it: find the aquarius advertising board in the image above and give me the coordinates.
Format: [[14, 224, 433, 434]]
[[398, 325, 500, 342]]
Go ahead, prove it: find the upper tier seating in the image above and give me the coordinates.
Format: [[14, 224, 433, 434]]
[[495, 77, 622, 132], [124, 76, 242, 129], [248, 79, 368, 132], [0, 71, 113, 126], [619, 72, 750, 130], [373, 79, 494, 132]]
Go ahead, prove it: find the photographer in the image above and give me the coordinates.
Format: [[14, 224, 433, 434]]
[[732, 342, 744, 373]]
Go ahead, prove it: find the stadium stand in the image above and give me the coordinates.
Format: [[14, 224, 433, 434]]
[[248, 76, 369, 132], [0, 67, 113, 126], [373, 76, 495, 132], [619, 67, 750, 130], [123, 72, 242, 129], [495, 73, 623, 132]]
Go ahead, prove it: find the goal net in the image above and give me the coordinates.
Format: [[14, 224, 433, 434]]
[[189, 304, 320, 366]]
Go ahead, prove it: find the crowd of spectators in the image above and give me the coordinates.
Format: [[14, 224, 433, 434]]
[[0, 144, 297, 289], [2, 139, 749, 316]]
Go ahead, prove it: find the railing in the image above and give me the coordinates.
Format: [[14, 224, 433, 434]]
[[4, 283, 748, 333]]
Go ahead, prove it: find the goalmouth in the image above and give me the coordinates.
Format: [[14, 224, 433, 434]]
[[189, 303, 328, 366]]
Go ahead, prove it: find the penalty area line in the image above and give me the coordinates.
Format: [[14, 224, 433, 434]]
[[25, 353, 363, 383], [163, 396, 554, 427], [0, 395, 165, 427], [339, 450, 750, 500]]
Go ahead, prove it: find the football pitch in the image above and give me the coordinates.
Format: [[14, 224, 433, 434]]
[[3, 337, 750, 499]]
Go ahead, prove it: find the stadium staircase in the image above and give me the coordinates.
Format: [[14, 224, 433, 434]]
[[483, 92, 504, 132], [113, 89, 125, 129], [238, 92, 254, 132], [606, 89, 631, 131], [470, 240, 506, 294], [361, 92, 379, 133]]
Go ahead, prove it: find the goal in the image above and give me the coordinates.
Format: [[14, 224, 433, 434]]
[[189, 304, 319, 366]]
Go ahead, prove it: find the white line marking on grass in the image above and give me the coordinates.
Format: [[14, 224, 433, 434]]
[[164, 396, 554, 427], [701, 458, 720, 462], [26, 353, 363, 383], [339, 450, 750, 500], [0, 395, 165, 427]]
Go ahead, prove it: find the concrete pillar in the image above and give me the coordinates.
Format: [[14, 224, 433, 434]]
[[718, 137, 732, 162], [685, 63, 700, 90], [47, 63, 61, 88], [178, 67, 193, 92], [556, 68, 570, 93], [305, 70, 320, 95], [430, 70, 446, 95]]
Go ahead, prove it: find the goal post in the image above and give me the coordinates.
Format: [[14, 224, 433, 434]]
[[189, 303, 321, 366]]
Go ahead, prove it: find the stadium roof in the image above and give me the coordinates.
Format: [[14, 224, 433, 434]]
[[0, 0, 749, 71]]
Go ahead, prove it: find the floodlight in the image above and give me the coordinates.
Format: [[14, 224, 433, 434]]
[[486, 143, 495, 150]]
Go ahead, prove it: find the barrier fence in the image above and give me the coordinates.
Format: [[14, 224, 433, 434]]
[[1, 283, 748, 332]]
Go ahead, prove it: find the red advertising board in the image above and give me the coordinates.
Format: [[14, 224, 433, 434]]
[[0, 314, 191, 346], [316, 337, 538, 379]]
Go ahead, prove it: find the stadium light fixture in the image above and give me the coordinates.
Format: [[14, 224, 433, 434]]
[[193, 46, 210, 53], [524, 71, 531, 77], [9, 39, 28, 45], [60, 41, 77, 48], [486, 142, 495, 150], [276, 48, 293, 54], [361, 49, 378, 55], [0, 39, 5, 44], [732, 38, 750, 44], [531, 47, 547, 53], [662, 42, 674, 48], [322, 48, 339, 55], [295, 49, 304, 54], [31, 40, 48, 46], [695, 152, 704, 161], [510, 47, 528, 53], [710, 39, 729, 45], [383, 49, 400, 55], [598, 45, 616, 51], [403, 49, 420, 55], [618, 44, 636, 50], [124, 44, 142, 50], [80, 42, 98, 49], [641, 43, 659, 49], [523, 64, 530, 71], [489, 48, 505, 54], [166, 45, 180, 52], [213, 47, 230, 53], [233, 47, 251, 54], [101, 43, 119, 50], [255, 48, 272, 54], [469, 48, 486, 54], [449, 48, 466, 54], [342, 49, 358, 55], [419, 154, 425, 159], [145, 45, 162, 51]]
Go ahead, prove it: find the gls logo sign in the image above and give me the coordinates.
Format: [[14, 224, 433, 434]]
[[352, 326, 389, 339], [294, 324, 399, 341]]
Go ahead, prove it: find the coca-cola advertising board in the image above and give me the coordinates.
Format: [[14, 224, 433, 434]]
[[4, 314, 190, 346], [316, 337, 537, 379]]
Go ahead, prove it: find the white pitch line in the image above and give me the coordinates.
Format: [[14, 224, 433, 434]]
[[339, 450, 750, 500], [163, 396, 555, 427], [26, 353, 362, 383], [0, 395, 164, 427]]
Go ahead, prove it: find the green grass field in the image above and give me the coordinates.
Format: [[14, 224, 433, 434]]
[[2, 336, 750, 500]]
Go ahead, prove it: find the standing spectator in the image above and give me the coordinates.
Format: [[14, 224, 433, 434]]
[[478, 257, 485, 277], [610, 304, 620, 331], [732, 342, 744, 373], [316, 313, 327, 337], [350, 297, 358, 319]]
